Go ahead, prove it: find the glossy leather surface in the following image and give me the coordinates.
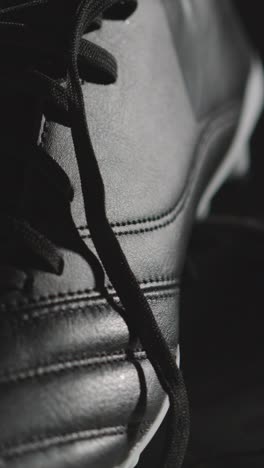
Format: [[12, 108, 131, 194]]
[[0, 1, 252, 467]]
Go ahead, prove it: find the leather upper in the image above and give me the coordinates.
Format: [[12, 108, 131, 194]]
[[0, 1, 252, 467]]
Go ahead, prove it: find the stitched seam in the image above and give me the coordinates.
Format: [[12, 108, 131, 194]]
[[80, 197, 186, 237], [0, 424, 139, 460], [0, 349, 147, 385], [1, 420, 155, 460], [78, 103, 240, 238], [0, 277, 179, 312], [21, 289, 177, 322]]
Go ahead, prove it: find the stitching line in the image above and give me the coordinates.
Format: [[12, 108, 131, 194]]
[[0, 277, 179, 313], [21, 290, 177, 322], [79, 197, 186, 238], [78, 104, 240, 238], [0, 425, 129, 460], [0, 349, 147, 385]]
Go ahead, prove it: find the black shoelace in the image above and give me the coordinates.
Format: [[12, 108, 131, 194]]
[[0, 1, 189, 466]]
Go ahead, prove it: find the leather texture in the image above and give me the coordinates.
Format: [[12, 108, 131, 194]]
[[0, 1, 253, 467]]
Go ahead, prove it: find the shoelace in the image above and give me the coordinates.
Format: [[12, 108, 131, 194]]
[[0, 1, 190, 466]]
